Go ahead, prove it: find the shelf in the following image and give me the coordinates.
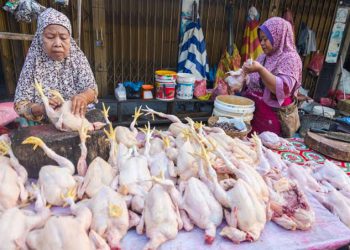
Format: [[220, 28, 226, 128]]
[[99, 96, 213, 104]]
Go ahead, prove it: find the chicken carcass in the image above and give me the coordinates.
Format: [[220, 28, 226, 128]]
[[33, 81, 105, 132], [77, 125, 117, 198], [178, 177, 223, 244], [251, 133, 271, 175], [137, 175, 183, 250], [287, 162, 324, 193], [312, 181, 350, 228], [116, 142, 152, 213], [258, 131, 296, 151], [0, 188, 50, 250], [142, 124, 177, 182], [0, 135, 28, 211], [265, 173, 315, 230], [312, 160, 350, 195], [115, 107, 143, 148], [78, 186, 138, 249], [22, 136, 77, 206], [220, 178, 267, 243], [27, 192, 109, 250]]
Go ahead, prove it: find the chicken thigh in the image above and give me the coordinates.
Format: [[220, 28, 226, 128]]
[[0, 135, 28, 211]]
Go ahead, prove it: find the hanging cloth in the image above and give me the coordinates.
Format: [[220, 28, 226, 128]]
[[241, 6, 263, 62], [178, 18, 209, 80]]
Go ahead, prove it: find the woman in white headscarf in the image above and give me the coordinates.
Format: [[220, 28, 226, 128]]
[[14, 8, 98, 123]]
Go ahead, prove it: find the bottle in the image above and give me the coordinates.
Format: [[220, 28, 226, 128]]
[[115, 83, 127, 101]]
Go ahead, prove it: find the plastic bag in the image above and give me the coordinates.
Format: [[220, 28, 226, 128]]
[[123, 81, 142, 99], [54, 0, 69, 5], [0, 102, 18, 127], [211, 78, 228, 100], [194, 79, 207, 98], [307, 51, 325, 76]]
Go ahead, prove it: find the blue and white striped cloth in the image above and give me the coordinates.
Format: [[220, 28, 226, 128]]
[[178, 20, 209, 80]]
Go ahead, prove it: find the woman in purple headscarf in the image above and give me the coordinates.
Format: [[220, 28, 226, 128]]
[[242, 17, 302, 136], [14, 8, 98, 123]]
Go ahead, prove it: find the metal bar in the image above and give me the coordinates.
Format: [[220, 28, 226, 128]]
[[145, 0, 149, 82], [168, 0, 175, 69], [205, 0, 211, 45], [112, 0, 116, 87], [210, 0, 220, 64], [219, 0, 227, 54], [137, 0, 140, 81], [153, 0, 157, 75], [160, 0, 165, 68], [129, 0, 132, 81], [77, 0, 82, 46], [0, 32, 34, 41], [121, 0, 124, 82]]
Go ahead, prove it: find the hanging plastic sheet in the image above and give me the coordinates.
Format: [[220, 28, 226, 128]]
[[3, 0, 46, 23]]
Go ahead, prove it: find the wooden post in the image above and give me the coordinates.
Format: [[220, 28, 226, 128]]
[[268, 0, 280, 18], [92, 0, 108, 97], [77, 0, 82, 47], [0, 15, 16, 97]]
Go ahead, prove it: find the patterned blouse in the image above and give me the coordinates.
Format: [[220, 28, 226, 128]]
[[14, 8, 98, 122]]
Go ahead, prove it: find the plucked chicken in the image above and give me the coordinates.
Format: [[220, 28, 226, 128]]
[[0, 187, 50, 250], [77, 124, 117, 198], [137, 175, 183, 250], [22, 136, 77, 206], [27, 191, 109, 250], [178, 177, 223, 244], [77, 186, 138, 249], [33, 81, 105, 132], [0, 135, 28, 211], [265, 172, 315, 230], [258, 131, 296, 151]]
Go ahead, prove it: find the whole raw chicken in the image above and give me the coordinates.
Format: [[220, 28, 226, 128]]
[[312, 181, 350, 228], [143, 124, 177, 182], [115, 107, 143, 148], [0, 135, 28, 211], [265, 173, 315, 231], [27, 193, 109, 250], [137, 175, 183, 250], [33, 81, 105, 132], [258, 131, 296, 151], [0, 188, 50, 250], [78, 186, 139, 249], [312, 160, 350, 195], [77, 124, 117, 198], [116, 142, 152, 213], [22, 136, 77, 206], [178, 177, 223, 244]]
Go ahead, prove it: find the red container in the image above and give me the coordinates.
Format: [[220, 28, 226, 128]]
[[155, 80, 176, 101]]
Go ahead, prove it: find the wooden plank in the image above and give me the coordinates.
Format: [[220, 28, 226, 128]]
[[0, 32, 34, 41], [268, 0, 281, 18], [304, 131, 350, 162], [0, 14, 16, 97], [92, 0, 108, 97]]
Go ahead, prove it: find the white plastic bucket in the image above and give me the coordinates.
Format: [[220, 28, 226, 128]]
[[213, 108, 254, 122], [176, 73, 196, 99], [214, 95, 255, 115]]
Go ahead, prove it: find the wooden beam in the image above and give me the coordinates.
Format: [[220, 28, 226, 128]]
[[268, 0, 281, 18], [0, 32, 34, 41], [77, 0, 82, 47], [92, 0, 108, 97], [0, 15, 16, 97]]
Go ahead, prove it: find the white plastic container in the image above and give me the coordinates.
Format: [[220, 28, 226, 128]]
[[115, 83, 127, 101], [176, 73, 196, 99], [312, 105, 335, 118]]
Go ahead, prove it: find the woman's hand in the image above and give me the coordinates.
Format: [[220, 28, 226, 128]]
[[242, 60, 263, 74], [71, 94, 88, 117], [30, 103, 45, 116], [49, 96, 63, 109]]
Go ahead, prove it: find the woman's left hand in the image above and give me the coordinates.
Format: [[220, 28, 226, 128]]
[[71, 94, 88, 117], [243, 60, 263, 74]]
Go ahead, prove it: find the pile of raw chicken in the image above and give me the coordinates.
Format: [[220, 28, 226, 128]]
[[0, 99, 350, 250]]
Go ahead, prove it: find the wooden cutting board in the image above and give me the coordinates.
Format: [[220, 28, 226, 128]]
[[304, 131, 350, 162]]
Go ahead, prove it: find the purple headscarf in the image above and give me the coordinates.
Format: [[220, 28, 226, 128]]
[[248, 17, 302, 95]]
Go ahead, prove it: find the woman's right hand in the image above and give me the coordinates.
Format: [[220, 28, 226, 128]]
[[30, 103, 45, 116], [49, 96, 63, 109]]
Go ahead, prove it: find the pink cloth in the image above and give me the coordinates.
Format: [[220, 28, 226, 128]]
[[247, 17, 302, 108], [0, 102, 18, 126]]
